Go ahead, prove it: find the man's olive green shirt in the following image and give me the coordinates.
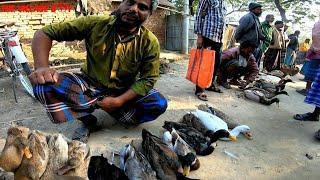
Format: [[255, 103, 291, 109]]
[[42, 15, 160, 96]]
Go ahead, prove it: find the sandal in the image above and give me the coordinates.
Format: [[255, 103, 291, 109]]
[[196, 92, 208, 101], [293, 112, 319, 121], [72, 127, 90, 143], [205, 85, 222, 93], [314, 129, 320, 141]]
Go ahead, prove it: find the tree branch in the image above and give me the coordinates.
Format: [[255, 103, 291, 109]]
[[274, 0, 288, 22]]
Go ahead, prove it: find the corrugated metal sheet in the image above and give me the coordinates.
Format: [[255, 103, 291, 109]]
[[166, 14, 197, 51]]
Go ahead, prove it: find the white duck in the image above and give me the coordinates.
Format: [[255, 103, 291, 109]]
[[191, 109, 252, 141]]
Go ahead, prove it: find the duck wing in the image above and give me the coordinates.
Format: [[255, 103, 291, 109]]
[[191, 110, 228, 132], [163, 122, 213, 156], [197, 104, 239, 129], [181, 113, 208, 134], [120, 144, 157, 180], [142, 129, 182, 180], [88, 155, 128, 180]]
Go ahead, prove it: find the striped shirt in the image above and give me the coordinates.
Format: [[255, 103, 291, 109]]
[[194, 0, 226, 43]]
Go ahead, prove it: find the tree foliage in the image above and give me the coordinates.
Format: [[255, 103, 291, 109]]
[[225, 0, 320, 23], [170, 0, 320, 24]]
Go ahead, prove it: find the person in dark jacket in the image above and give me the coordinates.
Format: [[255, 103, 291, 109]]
[[234, 2, 265, 67]]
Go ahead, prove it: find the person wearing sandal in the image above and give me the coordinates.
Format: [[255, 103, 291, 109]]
[[294, 69, 320, 140], [29, 0, 168, 143], [296, 19, 320, 96], [193, 0, 227, 101], [216, 41, 259, 90]]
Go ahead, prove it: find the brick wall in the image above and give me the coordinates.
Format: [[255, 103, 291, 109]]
[[144, 9, 167, 48], [0, 0, 78, 39], [0, 1, 168, 48]]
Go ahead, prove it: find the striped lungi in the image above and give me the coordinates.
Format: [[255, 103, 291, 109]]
[[33, 72, 167, 124], [304, 59, 320, 81], [305, 69, 320, 107]]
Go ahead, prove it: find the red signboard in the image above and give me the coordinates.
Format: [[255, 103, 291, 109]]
[[0, 2, 74, 12]]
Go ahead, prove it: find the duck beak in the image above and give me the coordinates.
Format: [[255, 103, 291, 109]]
[[244, 131, 253, 140], [229, 135, 237, 141], [24, 147, 32, 159], [183, 166, 190, 176]]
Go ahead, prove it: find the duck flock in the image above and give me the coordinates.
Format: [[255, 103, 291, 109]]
[[0, 72, 293, 180], [242, 71, 293, 106], [88, 104, 253, 180], [0, 104, 253, 180]]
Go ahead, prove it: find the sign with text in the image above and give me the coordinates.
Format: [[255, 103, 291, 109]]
[[0, 2, 74, 12]]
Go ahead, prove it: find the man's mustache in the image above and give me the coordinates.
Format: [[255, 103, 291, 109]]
[[123, 12, 139, 19]]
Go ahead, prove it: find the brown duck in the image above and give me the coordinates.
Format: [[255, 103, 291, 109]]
[[0, 126, 32, 172], [142, 129, 190, 180]]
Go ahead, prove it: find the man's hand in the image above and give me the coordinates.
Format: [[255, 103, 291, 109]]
[[96, 96, 124, 112], [238, 80, 249, 89], [196, 35, 204, 49], [29, 67, 59, 85]]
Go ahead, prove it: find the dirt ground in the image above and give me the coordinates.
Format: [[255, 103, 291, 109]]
[[1, 51, 320, 179]]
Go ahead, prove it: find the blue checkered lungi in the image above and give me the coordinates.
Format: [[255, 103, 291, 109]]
[[305, 69, 320, 107], [33, 72, 167, 124]]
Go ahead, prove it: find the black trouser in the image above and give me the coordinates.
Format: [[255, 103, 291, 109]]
[[253, 46, 263, 70], [195, 38, 222, 93]]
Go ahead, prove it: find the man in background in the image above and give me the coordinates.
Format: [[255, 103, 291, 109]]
[[234, 2, 265, 68]]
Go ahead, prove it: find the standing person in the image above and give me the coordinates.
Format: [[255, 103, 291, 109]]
[[28, 0, 168, 142], [297, 19, 320, 96], [234, 2, 265, 68], [263, 21, 285, 72], [294, 70, 320, 140], [284, 30, 300, 66], [193, 0, 226, 101], [297, 38, 311, 64], [261, 14, 275, 54]]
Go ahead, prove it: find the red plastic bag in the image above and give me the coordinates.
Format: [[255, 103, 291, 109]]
[[186, 48, 215, 88]]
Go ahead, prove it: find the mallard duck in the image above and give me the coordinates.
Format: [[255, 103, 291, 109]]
[[120, 143, 157, 180], [0, 126, 32, 172], [15, 130, 49, 180], [56, 140, 90, 179], [88, 154, 128, 180], [0, 167, 14, 180], [141, 129, 184, 180], [40, 134, 69, 180], [190, 110, 252, 141], [254, 78, 293, 93], [163, 129, 200, 176], [162, 121, 214, 156], [181, 113, 234, 142], [244, 88, 280, 105]]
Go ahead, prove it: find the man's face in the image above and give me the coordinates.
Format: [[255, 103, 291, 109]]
[[275, 24, 284, 31], [240, 47, 255, 58], [267, 15, 274, 23], [117, 0, 152, 27], [252, 7, 262, 17]]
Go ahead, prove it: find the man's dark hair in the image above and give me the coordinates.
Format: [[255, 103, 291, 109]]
[[274, 21, 284, 25], [266, 14, 274, 19], [240, 41, 258, 49]]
